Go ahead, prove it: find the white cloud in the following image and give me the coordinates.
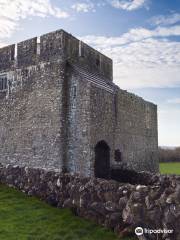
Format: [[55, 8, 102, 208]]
[[0, 0, 69, 39], [72, 2, 95, 13], [81, 25, 180, 89], [150, 13, 180, 26], [167, 98, 180, 104], [108, 0, 148, 11], [82, 25, 180, 47]]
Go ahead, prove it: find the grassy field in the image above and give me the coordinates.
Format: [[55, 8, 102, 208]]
[[160, 162, 180, 175], [0, 184, 136, 240]]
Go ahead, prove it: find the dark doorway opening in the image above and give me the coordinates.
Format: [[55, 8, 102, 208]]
[[94, 140, 110, 179]]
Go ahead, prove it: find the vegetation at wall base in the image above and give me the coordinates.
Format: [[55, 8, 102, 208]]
[[0, 184, 136, 240]]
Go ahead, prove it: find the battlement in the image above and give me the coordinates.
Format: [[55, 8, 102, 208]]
[[0, 44, 15, 71], [0, 29, 113, 80], [17, 37, 37, 67]]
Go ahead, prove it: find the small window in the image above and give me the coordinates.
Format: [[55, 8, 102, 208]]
[[96, 57, 100, 67], [0, 74, 8, 92], [114, 149, 122, 162], [73, 86, 77, 98], [145, 105, 151, 129]]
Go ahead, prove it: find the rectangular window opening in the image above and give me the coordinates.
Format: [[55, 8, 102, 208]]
[[0, 74, 8, 92], [73, 86, 77, 98]]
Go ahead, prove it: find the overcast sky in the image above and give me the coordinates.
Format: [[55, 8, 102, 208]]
[[0, 0, 180, 146]]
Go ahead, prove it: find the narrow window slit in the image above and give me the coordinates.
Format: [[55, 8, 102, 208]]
[[0, 74, 8, 92]]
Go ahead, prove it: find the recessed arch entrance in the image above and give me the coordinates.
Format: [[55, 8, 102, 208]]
[[94, 140, 110, 179]]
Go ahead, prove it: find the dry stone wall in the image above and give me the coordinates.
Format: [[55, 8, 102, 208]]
[[0, 164, 179, 240]]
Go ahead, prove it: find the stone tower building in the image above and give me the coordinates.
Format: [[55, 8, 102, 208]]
[[0, 29, 158, 178]]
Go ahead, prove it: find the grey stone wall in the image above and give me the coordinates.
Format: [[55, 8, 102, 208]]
[[65, 63, 115, 177], [89, 82, 115, 173], [0, 60, 66, 170], [17, 37, 37, 67], [40, 30, 64, 61], [0, 164, 179, 240], [0, 29, 158, 177], [63, 30, 113, 81], [0, 45, 15, 71], [114, 87, 159, 173], [66, 65, 92, 176], [39, 29, 113, 80]]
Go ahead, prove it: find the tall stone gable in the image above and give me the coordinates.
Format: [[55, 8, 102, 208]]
[[0, 29, 159, 177]]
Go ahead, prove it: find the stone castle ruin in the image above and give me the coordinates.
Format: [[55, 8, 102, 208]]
[[1, 30, 179, 240], [0, 29, 159, 178]]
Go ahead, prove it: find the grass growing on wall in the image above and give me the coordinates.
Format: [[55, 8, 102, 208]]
[[160, 162, 180, 175], [0, 184, 136, 240]]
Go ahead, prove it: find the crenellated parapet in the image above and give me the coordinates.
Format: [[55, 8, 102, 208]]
[[17, 37, 37, 67], [0, 45, 15, 71], [40, 30, 64, 61], [63, 30, 112, 80], [0, 29, 113, 80]]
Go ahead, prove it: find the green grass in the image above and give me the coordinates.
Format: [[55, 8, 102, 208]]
[[0, 184, 135, 240], [160, 162, 180, 175]]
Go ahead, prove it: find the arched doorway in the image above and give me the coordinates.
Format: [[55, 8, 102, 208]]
[[94, 140, 110, 179]]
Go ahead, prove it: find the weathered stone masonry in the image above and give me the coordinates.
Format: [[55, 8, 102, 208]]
[[0, 164, 179, 240], [0, 29, 158, 177]]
